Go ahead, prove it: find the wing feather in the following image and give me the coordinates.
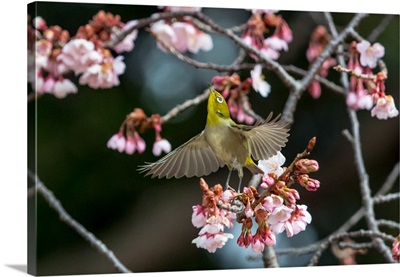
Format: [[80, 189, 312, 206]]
[[233, 113, 290, 161], [138, 131, 224, 179]]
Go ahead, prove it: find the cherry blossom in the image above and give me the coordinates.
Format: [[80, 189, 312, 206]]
[[152, 138, 172, 156], [57, 39, 102, 74], [371, 95, 399, 120], [53, 78, 78, 98], [112, 20, 139, 53], [79, 55, 126, 89], [192, 230, 234, 253], [258, 151, 286, 176], [250, 64, 271, 97], [356, 40, 385, 68], [107, 133, 126, 153], [284, 205, 312, 237]]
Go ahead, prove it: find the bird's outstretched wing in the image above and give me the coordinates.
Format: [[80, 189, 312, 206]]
[[138, 131, 225, 179], [232, 113, 290, 161]]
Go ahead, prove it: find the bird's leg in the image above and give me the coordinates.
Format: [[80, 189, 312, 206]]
[[237, 176, 243, 193], [225, 169, 233, 190]]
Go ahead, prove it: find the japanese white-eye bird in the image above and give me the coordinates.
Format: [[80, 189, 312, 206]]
[[139, 87, 290, 191]]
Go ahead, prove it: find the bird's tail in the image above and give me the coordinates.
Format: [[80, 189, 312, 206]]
[[245, 159, 264, 175]]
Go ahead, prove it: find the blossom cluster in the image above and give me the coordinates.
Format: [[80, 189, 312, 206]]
[[242, 10, 292, 61], [28, 11, 138, 98], [150, 7, 213, 54], [192, 138, 320, 254], [107, 108, 171, 156], [345, 41, 398, 119], [305, 26, 398, 120], [211, 64, 270, 125]]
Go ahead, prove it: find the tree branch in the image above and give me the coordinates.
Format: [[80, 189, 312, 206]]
[[28, 170, 132, 273], [282, 13, 367, 123]]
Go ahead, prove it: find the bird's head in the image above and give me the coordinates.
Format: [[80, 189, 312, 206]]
[[207, 88, 230, 123]]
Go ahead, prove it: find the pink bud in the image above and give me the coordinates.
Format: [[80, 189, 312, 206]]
[[133, 132, 146, 153], [125, 136, 136, 154], [297, 174, 320, 191], [295, 159, 319, 173]]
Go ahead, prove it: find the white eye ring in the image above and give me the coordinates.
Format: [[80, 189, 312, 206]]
[[216, 96, 223, 103]]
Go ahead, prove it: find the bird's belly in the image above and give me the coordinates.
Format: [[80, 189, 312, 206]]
[[204, 125, 248, 170]]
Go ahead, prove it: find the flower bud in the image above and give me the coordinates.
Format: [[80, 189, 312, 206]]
[[307, 137, 316, 152], [297, 174, 320, 191], [295, 159, 319, 173]]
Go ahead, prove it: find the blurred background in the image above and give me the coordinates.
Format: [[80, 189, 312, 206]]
[[27, 2, 399, 275]]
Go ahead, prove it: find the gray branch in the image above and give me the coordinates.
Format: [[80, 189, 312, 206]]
[[28, 170, 132, 273]]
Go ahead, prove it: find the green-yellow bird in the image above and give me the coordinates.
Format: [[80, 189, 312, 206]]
[[139, 88, 290, 191]]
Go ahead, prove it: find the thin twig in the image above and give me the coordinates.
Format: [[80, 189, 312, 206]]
[[328, 10, 394, 262], [338, 241, 373, 250], [373, 192, 400, 204], [376, 219, 400, 230], [160, 87, 210, 123], [148, 29, 255, 73], [345, 107, 394, 263], [333, 65, 377, 80], [367, 15, 395, 42], [282, 13, 368, 123], [28, 170, 132, 273], [284, 65, 345, 95], [308, 230, 396, 266], [266, 139, 398, 259], [240, 92, 264, 122], [191, 12, 299, 92]]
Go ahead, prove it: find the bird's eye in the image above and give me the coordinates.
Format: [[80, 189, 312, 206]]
[[216, 96, 223, 103]]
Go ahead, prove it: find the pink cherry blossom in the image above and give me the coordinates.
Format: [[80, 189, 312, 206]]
[[371, 95, 399, 120], [33, 16, 47, 31], [107, 133, 126, 153], [79, 56, 126, 89], [258, 151, 286, 176], [42, 76, 55, 93], [192, 222, 234, 253], [58, 39, 102, 74], [125, 136, 136, 154], [53, 78, 78, 98], [250, 64, 271, 97], [265, 36, 288, 52], [260, 45, 280, 60], [236, 105, 255, 125], [244, 201, 254, 218], [251, 234, 265, 253], [112, 20, 139, 53], [150, 20, 177, 51], [285, 205, 312, 237], [356, 40, 385, 68], [152, 138, 172, 156], [192, 232, 234, 253], [221, 189, 236, 202], [191, 205, 208, 228], [171, 22, 197, 52], [347, 91, 374, 110], [172, 22, 213, 53], [267, 205, 293, 234], [133, 132, 146, 153], [262, 194, 284, 213]]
